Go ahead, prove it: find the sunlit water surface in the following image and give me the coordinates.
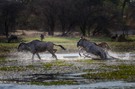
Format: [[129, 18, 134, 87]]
[[1, 81, 135, 89]]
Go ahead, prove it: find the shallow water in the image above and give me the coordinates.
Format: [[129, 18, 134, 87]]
[[107, 51, 135, 60], [12, 51, 135, 61], [4, 51, 135, 89], [7, 51, 135, 67], [1, 81, 135, 89]]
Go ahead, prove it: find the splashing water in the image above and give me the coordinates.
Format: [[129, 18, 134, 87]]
[[7, 50, 135, 65], [107, 51, 135, 60], [7, 52, 91, 65]]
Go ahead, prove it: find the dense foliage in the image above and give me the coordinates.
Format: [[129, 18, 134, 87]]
[[0, 0, 135, 37]]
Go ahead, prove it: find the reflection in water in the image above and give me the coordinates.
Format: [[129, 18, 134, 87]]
[[1, 81, 135, 89]]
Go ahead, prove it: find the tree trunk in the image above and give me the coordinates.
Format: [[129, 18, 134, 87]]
[[80, 23, 86, 36], [5, 20, 9, 39]]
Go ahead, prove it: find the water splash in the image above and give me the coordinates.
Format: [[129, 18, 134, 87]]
[[7, 51, 135, 64], [107, 51, 135, 60], [7, 52, 91, 65]]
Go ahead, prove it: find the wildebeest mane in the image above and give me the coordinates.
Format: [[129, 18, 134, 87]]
[[17, 42, 25, 49]]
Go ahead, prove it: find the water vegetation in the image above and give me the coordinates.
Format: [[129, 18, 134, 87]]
[[0, 66, 26, 71], [30, 80, 77, 85], [42, 60, 73, 69], [0, 65, 36, 71], [82, 64, 135, 82]]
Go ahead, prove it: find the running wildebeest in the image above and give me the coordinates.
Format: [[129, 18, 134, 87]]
[[78, 42, 111, 58], [77, 38, 108, 59], [18, 40, 66, 60], [95, 42, 111, 50]]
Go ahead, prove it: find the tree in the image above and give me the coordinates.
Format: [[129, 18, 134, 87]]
[[39, 0, 57, 36], [0, 0, 23, 38]]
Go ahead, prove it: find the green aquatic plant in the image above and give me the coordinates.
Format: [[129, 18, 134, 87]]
[[0, 65, 38, 71], [0, 66, 26, 71], [0, 57, 6, 62], [82, 64, 135, 81], [42, 61, 73, 69], [76, 59, 95, 63]]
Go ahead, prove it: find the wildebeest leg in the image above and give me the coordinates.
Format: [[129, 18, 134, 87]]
[[53, 49, 57, 53], [99, 51, 107, 59], [48, 50, 57, 60], [79, 48, 82, 56], [78, 47, 84, 56], [36, 53, 41, 60], [83, 53, 92, 58], [32, 53, 35, 61]]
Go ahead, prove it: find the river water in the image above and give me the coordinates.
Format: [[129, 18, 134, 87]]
[[1, 81, 135, 89], [13, 51, 135, 61], [3, 51, 135, 89]]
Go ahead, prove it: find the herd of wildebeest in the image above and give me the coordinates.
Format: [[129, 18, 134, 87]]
[[17, 36, 114, 60]]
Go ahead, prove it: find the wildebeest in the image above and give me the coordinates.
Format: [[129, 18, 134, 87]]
[[111, 34, 118, 41], [18, 40, 66, 60], [95, 42, 111, 50], [40, 34, 44, 41], [8, 35, 18, 43], [78, 42, 111, 58], [77, 38, 108, 59]]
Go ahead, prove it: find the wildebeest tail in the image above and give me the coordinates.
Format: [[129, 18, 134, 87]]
[[54, 44, 66, 50]]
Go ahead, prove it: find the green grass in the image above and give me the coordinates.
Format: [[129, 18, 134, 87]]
[[0, 57, 6, 61], [75, 59, 99, 63], [0, 66, 26, 71], [109, 42, 135, 52], [0, 65, 37, 71], [42, 60, 73, 69], [127, 35, 135, 41], [23, 36, 79, 43], [0, 43, 18, 57], [0, 57, 18, 64], [90, 36, 111, 42]]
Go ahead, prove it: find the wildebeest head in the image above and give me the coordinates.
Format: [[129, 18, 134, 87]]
[[77, 39, 83, 47], [77, 38, 87, 47], [18, 43, 29, 52]]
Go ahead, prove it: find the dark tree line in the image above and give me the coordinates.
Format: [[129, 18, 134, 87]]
[[0, 0, 135, 37]]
